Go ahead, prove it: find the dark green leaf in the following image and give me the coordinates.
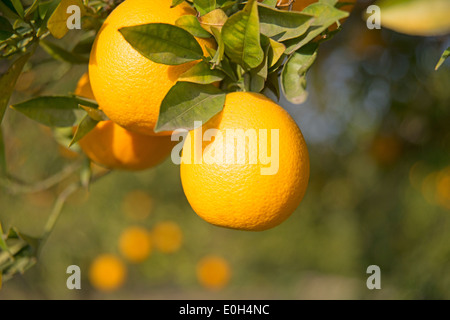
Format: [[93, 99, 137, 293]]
[[171, 0, 185, 7], [155, 82, 226, 132], [178, 60, 225, 84], [265, 71, 280, 101], [0, 1, 20, 19], [222, 0, 264, 70], [24, 0, 40, 20], [283, 2, 349, 54], [120, 23, 204, 65], [175, 15, 212, 38], [281, 43, 317, 104], [0, 53, 31, 124], [250, 36, 270, 92], [40, 40, 89, 64], [10, 0, 24, 18], [198, 8, 228, 33], [435, 47, 450, 70], [194, 0, 217, 15], [258, 4, 314, 42], [72, 96, 99, 109], [0, 16, 14, 40], [70, 114, 98, 147], [11, 96, 86, 127]]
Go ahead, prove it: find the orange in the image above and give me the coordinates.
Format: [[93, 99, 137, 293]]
[[118, 227, 152, 263], [152, 221, 183, 253], [75, 73, 176, 171], [89, 254, 126, 292], [197, 255, 231, 290], [89, 0, 216, 135], [180, 92, 310, 231]]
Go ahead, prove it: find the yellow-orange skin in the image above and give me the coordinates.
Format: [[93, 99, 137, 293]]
[[180, 92, 310, 231], [197, 255, 231, 290], [118, 227, 152, 263], [89, 0, 215, 136], [75, 73, 176, 171], [89, 254, 126, 292]]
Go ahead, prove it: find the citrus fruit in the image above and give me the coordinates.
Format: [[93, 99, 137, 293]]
[[89, 0, 216, 135], [75, 73, 176, 171], [152, 221, 183, 253], [197, 255, 231, 290], [89, 254, 126, 292], [180, 92, 310, 231], [118, 226, 152, 263]]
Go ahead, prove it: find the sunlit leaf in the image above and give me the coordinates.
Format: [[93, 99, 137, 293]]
[[0, 53, 31, 124], [268, 38, 285, 68], [175, 15, 212, 38], [178, 60, 225, 84], [120, 23, 204, 65], [374, 0, 450, 36], [435, 47, 450, 70], [281, 43, 317, 104], [222, 0, 264, 70], [198, 8, 228, 33], [258, 4, 314, 42], [194, 0, 217, 15], [47, 0, 85, 39], [70, 114, 98, 147], [11, 96, 86, 127], [155, 82, 226, 132]]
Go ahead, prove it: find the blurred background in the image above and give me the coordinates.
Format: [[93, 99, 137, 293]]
[[0, 1, 449, 299]]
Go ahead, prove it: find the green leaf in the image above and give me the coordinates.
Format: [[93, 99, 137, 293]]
[[11, 96, 86, 127], [258, 4, 314, 42], [72, 32, 96, 54], [0, 16, 14, 40], [194, 0, 217, 15], [0, 1, 20, 19], [210, 26, 224, 66], [261, 0, 278, 8], [175, 15, 212, 38], [375, 0, 450, 36], [178, 60, 225, 84], [268, 38, 285, 68], [40, 40, 89, 64], [265, 71, 280, 101], [24, 0, 40, 20], [10, 0, 24, 19], [0, 127, 6, 177], [198, 8, 228, 33], [70, 114, 98, 147], [78, 105, 107, 121], [250, 36, 270, 92], [72, 96, 99, 109], [222, 0, 264, 70], [281, 43, 317, 104], [171, 0, 185, 7], [119, 23, 204, 65], [435, 47, 450, 71], [283, 2, 349, 54], [0, 222, 10, 253], [0, 53, 30, 124], [155, 82, 226, 132], [47, 0, 85, 39]]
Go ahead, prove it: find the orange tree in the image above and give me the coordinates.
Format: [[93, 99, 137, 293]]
[[0, 0, 449, 285]]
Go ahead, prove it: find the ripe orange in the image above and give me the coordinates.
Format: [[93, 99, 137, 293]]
[[89, 0, 216, 135], [180, 92, 310, 231], [75, 73, 176, 171], [152, 221, 183, 253], [89, 254, 126, 292], [197, 255, 231, 290], [118, 227, 152, 263]]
